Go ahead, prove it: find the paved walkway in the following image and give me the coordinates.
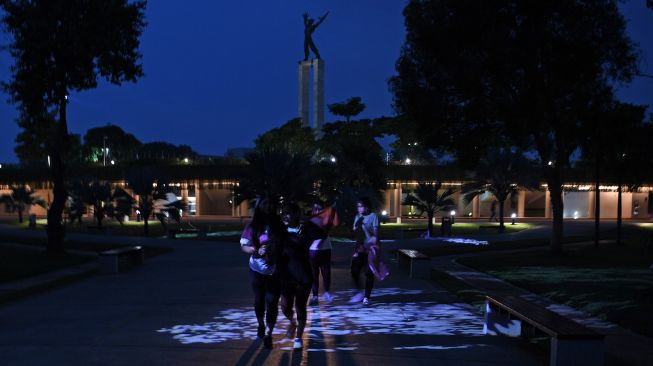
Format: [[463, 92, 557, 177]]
[[0, 225, 547, 366], [0, 220, 650, 365]]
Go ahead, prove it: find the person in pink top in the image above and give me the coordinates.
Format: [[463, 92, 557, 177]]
[[240, 197, 285, 349]]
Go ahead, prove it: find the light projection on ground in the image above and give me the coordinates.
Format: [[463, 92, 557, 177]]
[[157, 288, 487, 352]]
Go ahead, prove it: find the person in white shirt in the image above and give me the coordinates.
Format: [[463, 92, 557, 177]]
[[351, 197, 379, 305]]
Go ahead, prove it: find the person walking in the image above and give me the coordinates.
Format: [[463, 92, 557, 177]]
[[278, 203, 313, 350], [240, 197, 285, 349], [350, 197, 388, 305], [307, 200, 338, 305]]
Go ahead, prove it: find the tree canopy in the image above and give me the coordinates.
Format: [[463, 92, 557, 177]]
[[2, 0, 147, 253], [327, 97, 366, 122], [390, 0, 640, 252]]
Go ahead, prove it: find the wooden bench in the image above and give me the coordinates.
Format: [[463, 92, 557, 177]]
[[484, 294, 604, 366], [396, 249, 430, 279], [167, 228, 199, 239], [98, 246, 145, 274]]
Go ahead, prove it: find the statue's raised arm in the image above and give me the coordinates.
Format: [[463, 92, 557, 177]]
[[314, 11, 329, 28]]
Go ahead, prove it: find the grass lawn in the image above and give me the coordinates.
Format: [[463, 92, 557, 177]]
[[457, 239, 653, 338], [0, 245, 93, 283]]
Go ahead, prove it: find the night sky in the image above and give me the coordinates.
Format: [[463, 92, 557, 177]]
[[0, 1, 651, 164]]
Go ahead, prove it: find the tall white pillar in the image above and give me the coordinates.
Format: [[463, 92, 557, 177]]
[[313, 58, 325, 132], [395, 184, 402, 224], [472, 196, 480, 218], [298, 62, 310, 127], [518, 191, 526, 218], [298, 59, 325, 134]]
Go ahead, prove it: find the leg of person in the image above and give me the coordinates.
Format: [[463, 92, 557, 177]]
[[263, 274, 281, 349], [309, 41, 321, 59], [350, 254, 365, 302], [309, 250, 320, 304], [293, 284, 312, 349], [249, 269, 266, 338], [363, 253, 375, 305], [319, 249, 332, 301], [280, 283, 297, 339], [304, 41, 310, 61]]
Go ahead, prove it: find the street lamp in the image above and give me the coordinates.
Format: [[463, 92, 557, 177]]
[[511, 213, 516, 225], [450, 210, 456, 224]]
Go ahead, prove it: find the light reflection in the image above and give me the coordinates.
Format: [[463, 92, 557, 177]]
[[394, 345, 481, 350], [157, 288, 486, 350]]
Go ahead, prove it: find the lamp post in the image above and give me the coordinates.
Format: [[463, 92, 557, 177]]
[[511, 213, 516, 225], [450, 210, 456, 224]]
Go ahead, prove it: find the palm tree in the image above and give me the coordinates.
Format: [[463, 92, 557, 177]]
[[234, 148, 315, 208], [86, 181, 113, 229], [462, 149, 538, 233], [110, 187, 136, 226], [401, 181, 456, 237], [127, 167, 158, 236], [0, 185, 46, 223]]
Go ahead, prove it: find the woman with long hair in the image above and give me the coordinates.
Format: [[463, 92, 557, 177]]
[[240, 196, 285, 349], [278, 203, 313, 349]]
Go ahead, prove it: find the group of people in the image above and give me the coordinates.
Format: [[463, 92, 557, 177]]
[[240, 196, 388, 350]]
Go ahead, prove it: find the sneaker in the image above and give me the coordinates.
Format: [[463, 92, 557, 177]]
[[286, 322, 297, 339], [257, 324, 265, 339], [323, 291, 333, 302], [362, 297, 369, 305], [293, 338, 303, 349], [349, 292, 364, 303], [263, 334, 273, 349], [310, 295, 319, 305]]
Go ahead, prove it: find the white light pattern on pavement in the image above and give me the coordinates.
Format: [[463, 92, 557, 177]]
[[157, 288, 485, 351]]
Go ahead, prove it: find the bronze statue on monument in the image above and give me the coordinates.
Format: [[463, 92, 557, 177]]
[[303, 11, 329, 61]]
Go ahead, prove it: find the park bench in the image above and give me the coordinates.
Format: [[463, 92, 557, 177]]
[[397, 249, 430, 279], [484, 294, 604, 366], [98, 246, 144, 274], [167, 228, 199, 239]]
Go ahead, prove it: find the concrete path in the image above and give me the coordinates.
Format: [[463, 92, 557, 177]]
[[0, 226, 547, 366]]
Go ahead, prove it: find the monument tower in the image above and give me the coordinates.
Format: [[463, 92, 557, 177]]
[[298, 12, 328, 132], [298, 59, 324, 130]]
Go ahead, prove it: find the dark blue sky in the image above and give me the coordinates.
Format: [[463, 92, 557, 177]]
[[1, 1, 652, 164]]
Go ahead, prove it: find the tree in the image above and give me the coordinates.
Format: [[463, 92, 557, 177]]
[[328, 97, 366, 122], [2, 0, 146, 254], [390, 0, 639, 252], [318, 120, 386, 226], [138, 142, 197, 162], [0, 185, 46, 223], [234, 148, 316, 209], [111, 187, 136, 225], [402, 182, 455, 237], [83, 125, 142, 165], [127, 167, 159, 236], [254, 118, 318, 157], [580, 101, 648, 247], [461, 148, 539, 233]]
